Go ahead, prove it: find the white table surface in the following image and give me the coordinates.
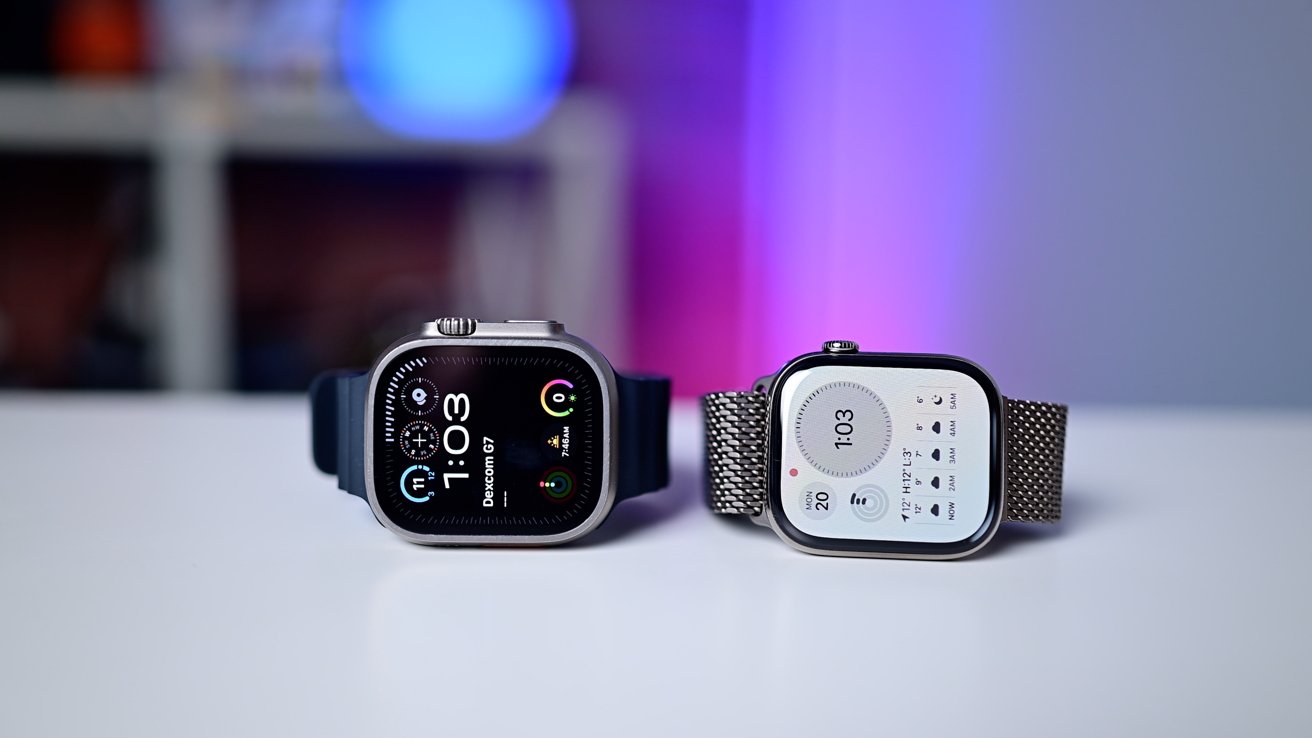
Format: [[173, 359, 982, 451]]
[[1, 396, 1309, 737]]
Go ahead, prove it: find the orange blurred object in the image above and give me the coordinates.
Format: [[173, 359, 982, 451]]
[[52, 0, 146, 76]]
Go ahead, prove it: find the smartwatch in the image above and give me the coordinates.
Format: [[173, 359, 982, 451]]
[[702, 341, 1067, 559], [310, 317, 671, 545]]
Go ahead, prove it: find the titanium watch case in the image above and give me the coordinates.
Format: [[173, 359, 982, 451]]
[[756, 350, 1006, 560], [363, 320, 619, 546]]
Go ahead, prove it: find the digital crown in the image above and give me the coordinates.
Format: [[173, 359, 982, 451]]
[[436, 317, 477, 336]]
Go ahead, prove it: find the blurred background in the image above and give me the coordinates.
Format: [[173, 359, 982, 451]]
[[0, 0, 1307, 404]]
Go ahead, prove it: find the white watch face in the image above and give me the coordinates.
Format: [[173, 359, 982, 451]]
[[777, 363, 995, 545]]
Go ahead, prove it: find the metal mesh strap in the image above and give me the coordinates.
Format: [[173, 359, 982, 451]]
[[1004, 399, 1068, 523], [702, 392, 770, 515], [703, 391, 1069, 524]]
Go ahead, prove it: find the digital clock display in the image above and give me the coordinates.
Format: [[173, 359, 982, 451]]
[[369, 344, 605, 537], [773, 355, 1001, 552]]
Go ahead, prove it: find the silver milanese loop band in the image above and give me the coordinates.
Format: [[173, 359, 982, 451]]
[[1002, 398, 1067, 523], [702, 391, 1068, 523], [703, 392, 770, 515]]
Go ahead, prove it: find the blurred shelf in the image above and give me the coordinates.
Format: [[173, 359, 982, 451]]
[[0, 81, 627, 391], [0, 82, 155, 151], [0, 80, 614, 161]]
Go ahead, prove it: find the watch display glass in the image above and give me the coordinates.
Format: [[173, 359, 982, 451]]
[[370, 343, 606, 537], [769, 354, 1003, 556]]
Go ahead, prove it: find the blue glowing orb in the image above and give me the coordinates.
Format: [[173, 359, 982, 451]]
[[339, 0, 574, 141]]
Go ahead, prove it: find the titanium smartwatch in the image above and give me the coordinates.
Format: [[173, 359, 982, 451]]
[[702, 341, 1068, 559], [310, 318, 670, 545]]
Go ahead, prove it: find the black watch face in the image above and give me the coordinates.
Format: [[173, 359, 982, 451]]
[[370, 343, 608, 538], [769, 354, 1004, 557]]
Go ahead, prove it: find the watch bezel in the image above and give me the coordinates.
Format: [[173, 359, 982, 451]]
[[363, 330, 619, 546], [765, 352, 1006, 560]]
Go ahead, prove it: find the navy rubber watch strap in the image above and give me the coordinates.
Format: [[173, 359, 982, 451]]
[[309, 370, 370, 499], [615, 374, 671, 500]]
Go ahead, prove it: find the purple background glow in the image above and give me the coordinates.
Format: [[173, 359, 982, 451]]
[[634, 0, 1312, 404]]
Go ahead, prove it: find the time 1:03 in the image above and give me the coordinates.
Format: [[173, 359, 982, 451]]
[[834, 409, 855, 449], [441, 393, 471, 488]]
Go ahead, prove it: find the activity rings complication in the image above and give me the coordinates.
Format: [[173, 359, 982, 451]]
[[310, 322, 1067, 558]]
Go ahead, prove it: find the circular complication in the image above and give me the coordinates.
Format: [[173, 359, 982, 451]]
[[793, 381, 892, 478], [798, 482, 836, 521], [539, 467, 576, 503], [401, 377, 438, 415], [849, 484, 889, 522], [399, 420, 440, 460]]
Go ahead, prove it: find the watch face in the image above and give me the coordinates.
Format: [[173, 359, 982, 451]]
[[769, 353, 1003, 557], [369, 342, 609, 539]]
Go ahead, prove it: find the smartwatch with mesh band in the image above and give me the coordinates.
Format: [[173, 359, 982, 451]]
[[702, 341, 1067, 559], [311, 318, 670, 546]]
